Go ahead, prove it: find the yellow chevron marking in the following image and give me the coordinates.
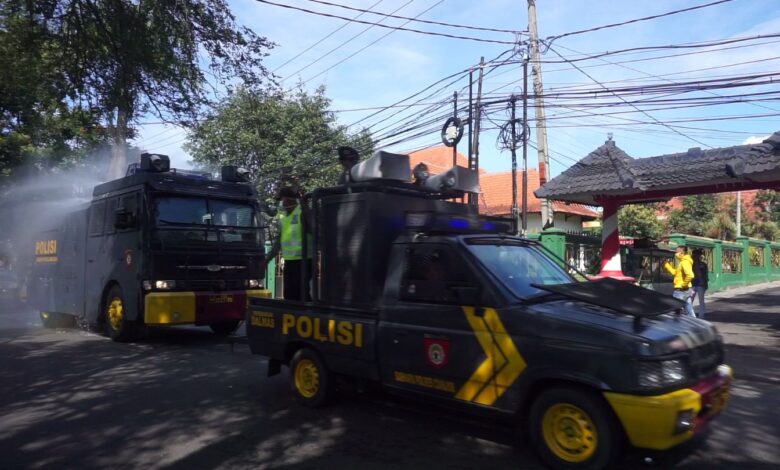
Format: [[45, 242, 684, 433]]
[[455, 306, 527, 406]]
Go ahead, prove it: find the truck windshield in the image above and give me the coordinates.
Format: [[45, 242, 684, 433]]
[[467, 240, 573, 299], [153, 196, 261, 248], [155, 196, 257, 227]]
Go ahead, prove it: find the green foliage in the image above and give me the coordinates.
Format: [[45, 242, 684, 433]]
[[667, 194, 718, 236], [618, 203, 663, 239], [0, 2, 107, 180], [185, 87, 374, 198], [705, 212, 737, 241], [753, 190, 780, 224], [0, 0, 273, 178]]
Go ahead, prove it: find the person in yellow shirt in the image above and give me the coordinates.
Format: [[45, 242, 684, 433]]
[[664, 245, 696, 317]]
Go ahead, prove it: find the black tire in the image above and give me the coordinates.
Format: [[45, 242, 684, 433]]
[[210, 320, 242, 336], [529, 387, 623, 470], [289, 348, 333, 407], [103, 285, 135, 342]]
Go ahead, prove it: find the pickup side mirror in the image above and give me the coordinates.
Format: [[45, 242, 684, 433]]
[[447, 285, 481, 305], [115, 208, 136, 229]]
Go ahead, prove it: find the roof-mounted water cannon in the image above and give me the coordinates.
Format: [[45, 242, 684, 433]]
[[349, 150, 411, 183], [424, 165, 479, 194], [222, 165, 251, 183], [140, 153, 170, 173]]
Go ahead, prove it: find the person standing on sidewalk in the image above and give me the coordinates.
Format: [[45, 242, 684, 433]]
[[664, 245, 696, 317], [691, 249, 709, 319]]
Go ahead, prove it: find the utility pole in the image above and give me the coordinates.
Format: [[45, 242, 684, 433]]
[[470, 57, 486, 206], [527, 0, 554, 227], [510, 96, 519, 234], [522, 54, 529, 234], [737, 191, 742, 236]]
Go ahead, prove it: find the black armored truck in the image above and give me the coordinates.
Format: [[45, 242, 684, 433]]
[[30, 154, 270, 340], [246, 151, 732, 469]]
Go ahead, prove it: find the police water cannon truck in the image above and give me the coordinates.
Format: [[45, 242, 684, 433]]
[[31, 153, 271, 341], [246, 150, 732, 469]]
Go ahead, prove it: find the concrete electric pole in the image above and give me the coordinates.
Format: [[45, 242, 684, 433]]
[[527, 0, 554, 227]]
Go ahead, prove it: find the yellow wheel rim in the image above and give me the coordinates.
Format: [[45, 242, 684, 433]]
[[294, 358, 320, 399], [107, 297, 124, 331], [542, 403, 598, 463]]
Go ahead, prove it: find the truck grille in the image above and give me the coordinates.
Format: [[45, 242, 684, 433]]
[[183, 279, 246, 291], [688, 341, 722, 379]]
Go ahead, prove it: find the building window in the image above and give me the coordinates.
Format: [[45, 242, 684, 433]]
[[749, 246, 765, 267], [722, 249, 743, 273]]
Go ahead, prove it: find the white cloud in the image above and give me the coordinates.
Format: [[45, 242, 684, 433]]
[[742, 135, 770, 145]]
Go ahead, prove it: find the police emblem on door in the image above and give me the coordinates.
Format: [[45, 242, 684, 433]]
[[424, 337, 449, 368]]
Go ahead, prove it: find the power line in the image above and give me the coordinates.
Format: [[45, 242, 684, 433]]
[[254, 0, 519, 45], [273, 0, 384, 74], [546, 45, 712, 148], [300, 0, 448, 86], [304, 0, 526, 34], [545, 0, 734, 44], [539, 32, 780, 64], [283, 0, 413, 80]]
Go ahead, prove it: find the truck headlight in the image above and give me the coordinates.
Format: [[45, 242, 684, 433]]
[[154, 280, 176, 290], [638, 359, 687, 388], [246, 279, 261, 288]]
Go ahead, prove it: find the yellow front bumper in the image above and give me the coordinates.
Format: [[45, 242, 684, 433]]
[[604, 365, 732, 450], [144, 289, 272, 325]]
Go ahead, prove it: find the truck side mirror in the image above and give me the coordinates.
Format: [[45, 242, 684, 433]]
[[115, 208, 136, 229]]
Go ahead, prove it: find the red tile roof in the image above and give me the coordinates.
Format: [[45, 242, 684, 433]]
[[409, 147, 598, 218], [407, 146, 478, 174]]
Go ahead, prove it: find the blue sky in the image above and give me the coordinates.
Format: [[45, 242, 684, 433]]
[[134, 0, 780, 177]]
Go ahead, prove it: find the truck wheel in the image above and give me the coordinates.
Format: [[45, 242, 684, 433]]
[[289, 348, 333, 407], [210, 320, 242, 336], [104, 285, 135, 342], [529, 387, 622, 470]]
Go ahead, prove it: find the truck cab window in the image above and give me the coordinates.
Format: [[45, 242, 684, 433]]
[[104, 198, 118, 234], [89, 201, 106, 237], [400, 246, 475, 304]]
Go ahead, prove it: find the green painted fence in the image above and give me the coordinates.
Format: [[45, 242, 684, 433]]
[[537, 229, 780, 292]]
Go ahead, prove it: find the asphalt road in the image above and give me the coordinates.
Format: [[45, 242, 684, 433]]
[[0, 287, 778, 470]]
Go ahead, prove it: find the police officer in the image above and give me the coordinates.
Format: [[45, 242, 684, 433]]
[[268, 186, 312, 301]]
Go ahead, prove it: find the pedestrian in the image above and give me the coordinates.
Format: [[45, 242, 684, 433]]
[[691, 249, 709, 319], [267, 186, 312, 301], [663, 245, 696, 317]]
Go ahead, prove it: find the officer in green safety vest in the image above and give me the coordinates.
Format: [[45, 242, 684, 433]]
[[269, 186, 312, 301]]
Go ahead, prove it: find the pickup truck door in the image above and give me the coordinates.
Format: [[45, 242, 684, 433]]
[[378, 243, 494, 404]]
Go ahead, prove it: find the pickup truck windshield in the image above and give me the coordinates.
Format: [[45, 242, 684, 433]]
[[467, 241, 573, 299]]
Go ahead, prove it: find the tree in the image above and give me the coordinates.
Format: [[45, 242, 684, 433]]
[[1, 0, 274, 179], [753, 190, 780, 224], [0, 2, 107, 181], [666, 194, 718, 236], [185, 87, 374, 198], [618, 203, 663, 239]]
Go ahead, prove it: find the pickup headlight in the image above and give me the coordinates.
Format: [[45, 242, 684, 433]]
[[638, 359, 687, 388], [246, 279, 262, 288]]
